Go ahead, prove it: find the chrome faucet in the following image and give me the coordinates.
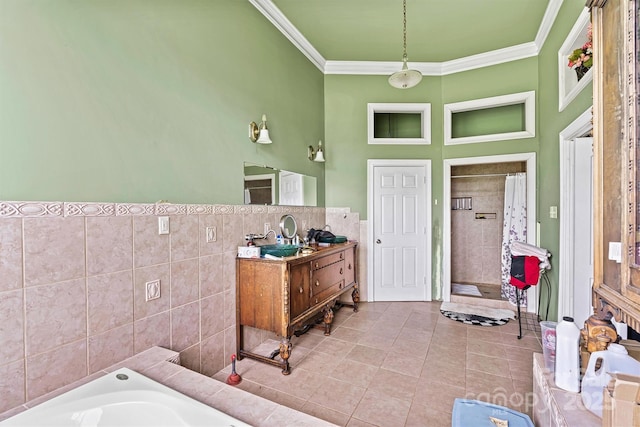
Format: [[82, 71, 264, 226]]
[[244, 230, 277, 245]]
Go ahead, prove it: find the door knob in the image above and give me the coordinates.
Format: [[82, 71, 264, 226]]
[[376, 239, 382, 244]]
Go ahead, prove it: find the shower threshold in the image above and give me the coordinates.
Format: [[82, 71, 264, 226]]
[[451, 282, 512, 310]]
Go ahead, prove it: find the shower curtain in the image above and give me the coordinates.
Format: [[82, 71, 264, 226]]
[[501, 173, 527, 306]]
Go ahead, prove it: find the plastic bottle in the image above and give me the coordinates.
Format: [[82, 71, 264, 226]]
[[611, 317, 628, 340], [276, 234, 283, 245], [581, 343, 640, 417], [555, 316, 581, 392]]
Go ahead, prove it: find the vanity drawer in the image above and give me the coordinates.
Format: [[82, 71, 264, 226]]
[[312, 260, 345, 293], [313, 280, 346, 305], [311, 251, 344, 270]]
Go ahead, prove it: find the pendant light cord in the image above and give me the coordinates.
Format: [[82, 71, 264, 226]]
[[388, 0, 422, 88], [402, 0, 408, 61]]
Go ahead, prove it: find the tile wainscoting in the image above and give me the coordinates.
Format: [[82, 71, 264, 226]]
[[0, 200, 329, 413]]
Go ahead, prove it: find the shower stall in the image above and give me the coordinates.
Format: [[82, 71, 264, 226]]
[[450, 162, 527, 304]]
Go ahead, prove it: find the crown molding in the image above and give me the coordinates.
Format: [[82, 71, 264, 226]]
[[535, 0, 564, 50], [439, 42, 540, 75], [325, 42, 539, 76], [251, 0, 563, 77], [248, 0, 326, 71], [324, 61, 442, 76]]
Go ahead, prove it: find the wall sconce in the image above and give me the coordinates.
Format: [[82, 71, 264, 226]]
[[249, 114, 272, 144], [308, 140, 325, 162]]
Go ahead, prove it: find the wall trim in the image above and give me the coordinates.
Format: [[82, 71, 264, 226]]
[[442, 153, 537, 312], [0, 201, 325, 218], [558, 108, 593, 319], [443, 91, 536, 145]]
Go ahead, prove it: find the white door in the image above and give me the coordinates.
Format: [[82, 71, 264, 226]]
[[279, 171, 304, 206], [571, 137, 594, 326], [371, 163, 430, 301]]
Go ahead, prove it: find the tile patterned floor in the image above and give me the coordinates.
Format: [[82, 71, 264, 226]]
[[214, 301, 542, 427]]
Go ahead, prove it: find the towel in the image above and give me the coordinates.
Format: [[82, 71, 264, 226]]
[[510, 255, 541, 289], [510, 241, 551, 270]]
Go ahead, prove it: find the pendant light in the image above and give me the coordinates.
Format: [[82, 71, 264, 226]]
[[388, 0, 422, 89]]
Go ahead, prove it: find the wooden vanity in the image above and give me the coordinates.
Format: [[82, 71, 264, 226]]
[[235, 241, 358, 374]]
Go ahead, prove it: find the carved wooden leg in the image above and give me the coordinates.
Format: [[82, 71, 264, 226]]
[[351, 285, 360, 312], [278, 338, 292, 375], [322, 306, 335, 336]]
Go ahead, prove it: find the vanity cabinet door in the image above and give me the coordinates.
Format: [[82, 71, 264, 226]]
[[344, 246, 356, 286], [290, 262, 311, 318], [236, 260, 285, 332]]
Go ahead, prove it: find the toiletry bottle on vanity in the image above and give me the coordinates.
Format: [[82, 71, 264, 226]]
[[555, 316, 581, 392]]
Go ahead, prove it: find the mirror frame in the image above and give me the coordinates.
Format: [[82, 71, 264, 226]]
[[279, 214, 297, 239]]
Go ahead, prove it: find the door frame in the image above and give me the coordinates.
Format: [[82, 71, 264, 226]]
[[443, 152, 537, 312], [558, 108, 593, 319], [367, 159, 432, 302]]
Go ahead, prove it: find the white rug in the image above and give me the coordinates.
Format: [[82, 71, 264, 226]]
[[441, 301, 515, 320], [451, 283, 482, 297]]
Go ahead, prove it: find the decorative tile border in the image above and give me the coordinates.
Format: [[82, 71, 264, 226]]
[[213, 205, 235, 214], [64, 203, 115, 217], [267, 205, 284, 214], [155, 204, 186, 215], [249, 205, 268, 214], [234, 205, 252, 214], [187, 205, 213, 215], [0, 201, 329, 219], [116, 203, 156, 216], [0, 202, 63, 217]]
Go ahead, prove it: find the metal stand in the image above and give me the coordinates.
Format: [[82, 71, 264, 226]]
[[515, 286, 530, 340]]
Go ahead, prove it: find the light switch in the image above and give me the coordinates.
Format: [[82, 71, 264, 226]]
[[608, 242, 622, 263], [549, 206, 558, 219], [158, 216, 169, 235]]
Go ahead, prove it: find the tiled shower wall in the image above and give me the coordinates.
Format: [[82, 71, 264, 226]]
[[451, 177, 505, 285], [0, 200, 326, 413]]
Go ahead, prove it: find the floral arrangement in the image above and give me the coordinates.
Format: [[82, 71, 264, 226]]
[[567, 24, 593, 70]]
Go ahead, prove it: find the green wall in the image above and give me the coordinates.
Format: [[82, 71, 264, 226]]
[[323, 0, 592, 320], [0, 0, 325, 205]]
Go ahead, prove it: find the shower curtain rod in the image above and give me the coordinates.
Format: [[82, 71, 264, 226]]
[[451, 172, 524, 179]]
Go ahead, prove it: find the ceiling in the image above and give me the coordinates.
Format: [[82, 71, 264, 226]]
[[250, 0, 562, 75]]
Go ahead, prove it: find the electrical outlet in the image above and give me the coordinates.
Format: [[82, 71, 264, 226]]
[[158, 216, 169, 235], [206, 226, 217, 243], [264, 223, 271, 235], [302, 220, 307, 231], [145, 280, 161, 301]]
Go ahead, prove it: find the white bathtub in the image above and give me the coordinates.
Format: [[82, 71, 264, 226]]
[[0, 368, 251, 427]]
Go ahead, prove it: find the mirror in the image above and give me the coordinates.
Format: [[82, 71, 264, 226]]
[[280, 214, 297, 239], [244, 164, 276, 205], [244, 162, 318, 206]]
